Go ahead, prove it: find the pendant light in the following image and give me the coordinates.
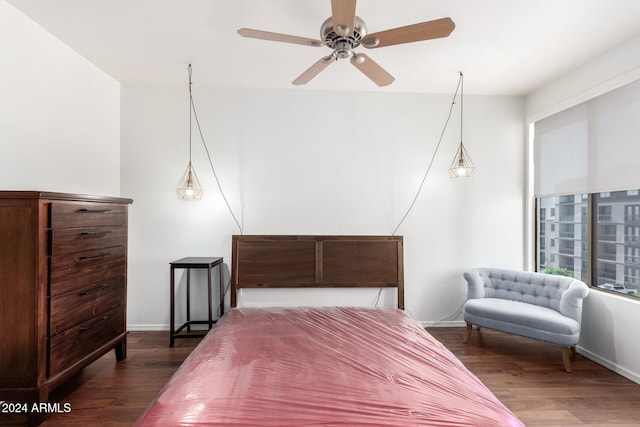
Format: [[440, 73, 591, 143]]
[[176, 64, 203, 200], [449, 72, 475, 178]]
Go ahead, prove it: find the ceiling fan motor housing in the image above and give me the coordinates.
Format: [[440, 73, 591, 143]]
[[320, 16, 366, 59]]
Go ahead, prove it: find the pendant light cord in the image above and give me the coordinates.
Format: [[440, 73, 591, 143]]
[[188, 64, 244, 234], [392, 72, 463, 236], [188, 65, 193, 163], [460, 72, 464, 146]]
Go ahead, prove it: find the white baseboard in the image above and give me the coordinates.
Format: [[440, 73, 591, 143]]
[[577, 346, 640, 385], [127, 324, 214, 331], [420, 320, 466, 328], [127, 324, 169, 331]]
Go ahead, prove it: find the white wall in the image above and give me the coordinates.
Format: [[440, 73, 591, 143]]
[[0, 1, 121, 195], [526, 34, 640, 384], [526, 33, 640, 122], [121, 84, 524, 329]]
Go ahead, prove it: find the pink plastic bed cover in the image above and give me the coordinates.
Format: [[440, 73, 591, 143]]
[[136, 307, 523, 426]]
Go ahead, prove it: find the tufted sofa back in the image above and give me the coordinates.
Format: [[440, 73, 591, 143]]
[[465, 268, 589, 321]]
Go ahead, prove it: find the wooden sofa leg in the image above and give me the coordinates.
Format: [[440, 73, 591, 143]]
[[561, 346, 573, 373], [463, 322, 473, 343]]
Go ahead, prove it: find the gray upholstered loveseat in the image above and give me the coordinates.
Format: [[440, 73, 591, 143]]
[[463, 268, 589, 372]]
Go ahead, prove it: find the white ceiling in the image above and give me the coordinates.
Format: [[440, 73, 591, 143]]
[[8, 0, 640, 95]]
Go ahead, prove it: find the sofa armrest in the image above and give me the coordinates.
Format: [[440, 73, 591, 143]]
[[463, 269, 486, 299], [559, 280, 590, 321]]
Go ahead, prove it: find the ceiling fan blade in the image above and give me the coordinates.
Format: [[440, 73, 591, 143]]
[[292, 55, 337, 85], [361, 17, 455, 49], [238, 28, 324, 47], [331, 0, 357, 37], [350, 53, 394, 87]]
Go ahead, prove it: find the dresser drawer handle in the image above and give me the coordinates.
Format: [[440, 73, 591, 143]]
[[79, 284, 110, 296], [78, 252, 110, 261], [80, 231, 112, 236], [79, 316, 110, 333], [76, 208, 112, 214]]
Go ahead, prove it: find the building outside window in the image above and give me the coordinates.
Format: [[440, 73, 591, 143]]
[[537, 190, 640, 298], [538, 194, 588, 280]]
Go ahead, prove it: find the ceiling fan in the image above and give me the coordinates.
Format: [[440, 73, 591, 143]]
[[238, 0, 455, 87]]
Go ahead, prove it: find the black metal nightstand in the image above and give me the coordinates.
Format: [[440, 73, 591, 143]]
[[169, 257, 224, 347]]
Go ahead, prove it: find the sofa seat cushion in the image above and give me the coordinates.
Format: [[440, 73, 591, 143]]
[[464, 298, 581, 346]]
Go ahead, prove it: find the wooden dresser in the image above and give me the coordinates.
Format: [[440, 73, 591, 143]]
[[0, 192, 132, 423]]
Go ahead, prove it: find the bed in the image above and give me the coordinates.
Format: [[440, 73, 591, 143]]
[[135, 235, 523, 426]]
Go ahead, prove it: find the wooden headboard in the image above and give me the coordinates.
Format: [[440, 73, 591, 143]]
[[231, 235, 404, 309]]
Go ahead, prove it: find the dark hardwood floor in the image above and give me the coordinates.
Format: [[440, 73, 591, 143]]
[[2, 332, 198, 427], [428, 327, 640, 427], [2, 328, 639, 426]]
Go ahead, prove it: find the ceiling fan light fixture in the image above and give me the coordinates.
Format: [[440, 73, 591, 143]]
[[335, 41, 354, 58]]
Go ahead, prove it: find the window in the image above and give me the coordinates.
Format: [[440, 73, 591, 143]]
[[625, 225, 640, 244], [625, 204, 640, 221], [598, 205, 612, 221], [598, 224, 617, 242], [537, 189, 640, 298], [533, 78, 640, 299], [537, 194, 588, 281]]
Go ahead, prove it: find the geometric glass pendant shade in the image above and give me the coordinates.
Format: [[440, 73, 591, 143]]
[[176, 64, 203, 200], [449, 71, 475, 179], [176, 161, 203, 200], [449, 141, 475, 178]]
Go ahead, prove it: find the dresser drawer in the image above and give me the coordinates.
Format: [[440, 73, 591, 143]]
[[49, 276, 125, 336], [50, 262, 126, 296], [50, 202, 127, 229], [49, 305, 125, 378], [51, 226, 127, 255], [50, 245, 126, 295]]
